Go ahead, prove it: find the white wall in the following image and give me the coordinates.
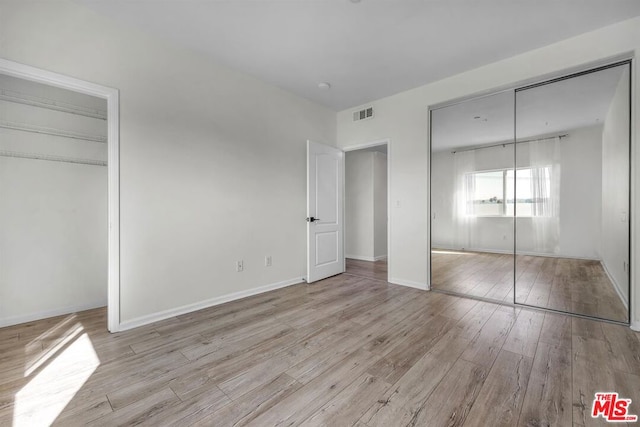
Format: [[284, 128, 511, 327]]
[[602, 66, 631, 305], [556, 127, 603, 258], [0, 75, 108, 326], [0, 0, 336, 327], [345, 150, 387, 261], [345, 151, 374, 259], [373, 152, 388, 258], [336, 16, 640, 325]]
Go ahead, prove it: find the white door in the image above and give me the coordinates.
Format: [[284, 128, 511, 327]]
[[306, 140, 344, 283]]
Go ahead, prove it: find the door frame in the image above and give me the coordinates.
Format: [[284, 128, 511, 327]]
[[342, 139, 391, 280], [0, 58, 121, 332]]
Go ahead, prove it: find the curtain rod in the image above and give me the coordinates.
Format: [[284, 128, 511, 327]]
[[451, 133, 568, 154]]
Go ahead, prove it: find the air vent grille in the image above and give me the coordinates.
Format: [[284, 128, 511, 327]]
[[353, 106, 374, 122]]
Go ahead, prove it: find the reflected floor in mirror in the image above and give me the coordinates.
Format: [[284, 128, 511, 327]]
[[431, 249, 628, 323]]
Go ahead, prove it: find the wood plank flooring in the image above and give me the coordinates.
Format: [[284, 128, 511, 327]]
[[344, 258, 388, 282], [431, 249, 628, 322], [1, 267, 639, 426]]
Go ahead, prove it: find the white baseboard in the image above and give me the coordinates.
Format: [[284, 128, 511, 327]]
[[388, 277, 428, 291], [118, 277, 304, 332], [631, 321, 640, 332], [346, 255, 376, 262], [514, 251, 599, 261], [600, 260, 629, 309], [432, 245, 511, 255], [432, 245, 599, 261], [346, 255, 388, 262], [0, 300, 107, 328]]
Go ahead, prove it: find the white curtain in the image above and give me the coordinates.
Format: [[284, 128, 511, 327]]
[[452, 149, 477, 250], [519, 136, 561, 254]]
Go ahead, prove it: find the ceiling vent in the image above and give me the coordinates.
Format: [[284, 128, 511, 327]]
[[353, 106, 374, 122]]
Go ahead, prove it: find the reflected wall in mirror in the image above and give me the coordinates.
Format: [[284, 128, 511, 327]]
[[430, 91, 515, 302], [514, 63, 630, 323]]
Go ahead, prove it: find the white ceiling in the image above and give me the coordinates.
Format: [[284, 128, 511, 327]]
[[77, 0, 640, 111], [431, 64, 628, 152]]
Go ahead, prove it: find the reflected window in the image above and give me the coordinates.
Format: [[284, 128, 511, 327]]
[[465, 166, 551, 217], [465, 170, 504, 216], [506, 167, 552, 217]]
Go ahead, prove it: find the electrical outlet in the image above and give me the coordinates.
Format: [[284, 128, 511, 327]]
[[236, 260, 243, 272], [265, 256, 272, 267]]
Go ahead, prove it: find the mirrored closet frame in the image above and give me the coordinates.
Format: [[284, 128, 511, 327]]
[[427, 58, 633, 325]]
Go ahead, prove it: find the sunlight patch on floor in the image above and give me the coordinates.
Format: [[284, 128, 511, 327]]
[[27, 315, 76, 347], [14, 332, 99, 427], [25, 323, 83, 377]]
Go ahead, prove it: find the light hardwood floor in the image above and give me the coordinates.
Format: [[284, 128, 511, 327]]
[[431, 249, 629, 323], [345, 258, 388, 282], [1, 269, 639, 426]]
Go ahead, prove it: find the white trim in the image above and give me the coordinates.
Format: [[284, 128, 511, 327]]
[[630, 54, 637, 330], [0, 300, 107, 328], [427, 107, 432, 290], [0, 58, 121, 333], [389, 277, 428, 291], [119, 277, 304, 331], [346, 255, 388, 262], [601, 260, 629, 310], [342, 138, 391, 281], [346, 255, 377, 262], [342, 139, 389, 152]]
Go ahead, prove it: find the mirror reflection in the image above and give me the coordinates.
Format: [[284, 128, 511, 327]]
[[430, 63, 630, 323], [514, 64, 630, 322], [430, 91, 515, 302]]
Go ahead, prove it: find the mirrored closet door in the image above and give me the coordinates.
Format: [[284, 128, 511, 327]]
[[514, 62, 630, 322], [430, 61, 631, 323], [430, 90, 515, 303]]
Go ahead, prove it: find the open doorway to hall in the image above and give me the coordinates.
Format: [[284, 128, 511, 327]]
[[344, 142, 389, 282]]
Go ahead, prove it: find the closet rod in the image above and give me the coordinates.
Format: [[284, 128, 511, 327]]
[[0, 150, 107, 166], [0, 121, 107, 143], [452, 133, 568, 154]]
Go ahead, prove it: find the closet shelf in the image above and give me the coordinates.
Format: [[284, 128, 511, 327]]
[[0, 149, 106, 166]]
